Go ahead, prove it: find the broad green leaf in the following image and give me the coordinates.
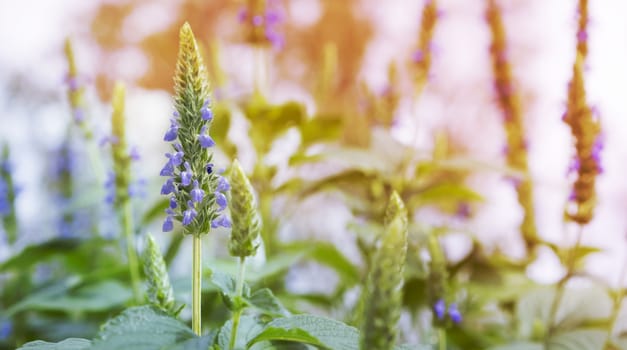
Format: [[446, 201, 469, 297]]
[[248, 315, 360, 350], [91, 305, 195, 350], [247, 288, 291, 317], [9, 280, 132, 316], [208, 269, 251, 298], [163, 333, 217, 350], [17, 338, 91, 350], [283, 241, 360, 287], [299, 118, 342, 147], [217, 316, 265, 350], [0, 238, 83, 272], [547, 329, 607, 350]]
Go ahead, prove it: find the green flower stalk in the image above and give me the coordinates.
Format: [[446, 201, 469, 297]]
[[228, 159, 261, 258], [160, 22, 231, 335], [143, 234, 176, 314], [360, 192, 408, 350], [109, 82, 141, 303], [227, 159, 261, 349], [0, 145, 17, 245]]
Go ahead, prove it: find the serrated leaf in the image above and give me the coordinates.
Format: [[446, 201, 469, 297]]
[[217, 316, 265, 350], [248, 315, 360, 350], [247, 288, 290, 317], [91, 305, 195, 350], [208, 269, 251, 298], [163, 333, 217, 350], [17, 338, 91, 350]]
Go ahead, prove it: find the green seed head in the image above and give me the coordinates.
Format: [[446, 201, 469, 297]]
[[142, 234, 176, 314], [360, 191, 408, 350], [228, 159, 261, 258], [110, 82, 131, 206]]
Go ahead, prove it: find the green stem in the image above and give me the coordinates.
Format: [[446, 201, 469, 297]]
[[229, 256, 247, 350], [438, 328, 447, 350], [122, 200, 141, 303], [253, 46, 267, 96], [545, 224, 584, 346], [192, 234, 202, 335], [605, 256, 627, 347]]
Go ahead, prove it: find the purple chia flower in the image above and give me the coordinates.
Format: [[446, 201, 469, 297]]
[[216, 175, 230, 192], [577, 29, 588, 43], [164, 119, 179, 141], [166, 149, 184, 167], [434, 299, 446, 320], [128, 178, 147, 198], [191, 180, 205, 203], [198, 125, 215, 148], [211, 214, 231, 229], [161, 178, 175, 195], [206, 163, 214, 174], [74, 108, 85, 122], [412, 49, 424, 63], [104, 171, 115, 204], [237, 7, 248, 22], [162, 215, 174, 232], [0, 320, 13, 340], [201, 100, 213, 121], [181, 162, 193, 186], [160, 160, 175, 177], [567, 158, 580, 175], [129, 146, 141, 161], [215, 191, 227, 210], [169, 196, 178, 209], [266, 30, 284, 50], [448, 303, 462, 324], [253, 15, 264, 26], [182, 201, 197, 226]]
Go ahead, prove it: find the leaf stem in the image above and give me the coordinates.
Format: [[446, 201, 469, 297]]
[[229, 256, 247, 350], [545, 224, 584, 345], [192, 234, 202, 335], [122, 200, 141, 303]]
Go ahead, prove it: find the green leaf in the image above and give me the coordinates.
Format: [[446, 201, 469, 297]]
[[17, 338, 91, 350], [217, 316, 265, 350], [283, 242, 360, 287], [248, 315, 360, 350], [0, 237, 83, 272], [547, 329, 607, 350], [208, 269, 251, 298], [545, 243, 603, 268], [163, 333, 217, 350], [488, 343, 543, 350], [246, 288, 291, 317], [91, 305, 195, 350], [8, 280, 132, 316]]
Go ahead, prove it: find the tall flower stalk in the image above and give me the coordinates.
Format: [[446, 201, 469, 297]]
[[412, 0, 438, 97], [360, 192, 408, 350], [160, 23, 231, 335], [227, 160, 260, 349], [546, 0, 601, 341], [0, 145, 17, 245], [485, 0, 539, 250], [109, 82, 141, 303]]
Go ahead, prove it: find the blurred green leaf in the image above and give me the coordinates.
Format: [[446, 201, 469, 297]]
[[547, 329, 607, 350], [247, 288, 291, 317], [283, 241, 360, 287], [17, 338, 91, 350], [299, 117, 342, 147], [0, 238, 83, 272], [217, 316, 264, 350]]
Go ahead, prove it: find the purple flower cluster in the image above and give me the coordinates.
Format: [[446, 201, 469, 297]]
[[238, 0, 285, 50], [160, 102, 231, 232], [434, 299, 462, 324]]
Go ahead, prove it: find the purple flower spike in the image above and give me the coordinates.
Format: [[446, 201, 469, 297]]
[[164, 119, 179, 141], [161, 178, 175, 195], [162, 216, 174, 232], [217, 175, 230, 192], [215, 191, 227, 210], [448, 303, 462, 324], [434, 299, 446, 320], [211, 215, 231, 229], [169, 196, 178, 209], [199, 126, 215, 148], [182, 202, 197, 226], [181, 162, 192, 186], [191, 180, 205, 203]]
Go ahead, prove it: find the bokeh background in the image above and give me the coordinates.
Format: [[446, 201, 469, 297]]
[[1, 0, 627, 287]]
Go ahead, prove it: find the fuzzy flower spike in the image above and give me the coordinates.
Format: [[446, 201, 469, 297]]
[[562, 0, 600, 225], [160, 23, 231, 235], [486, 0, 539, 249]]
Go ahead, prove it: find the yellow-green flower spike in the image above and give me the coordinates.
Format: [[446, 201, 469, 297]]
[[228, 159, 261, 258], [110, 82, 131, 206], [360, 191, 408, 350], [143, 234, 176, 314]]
